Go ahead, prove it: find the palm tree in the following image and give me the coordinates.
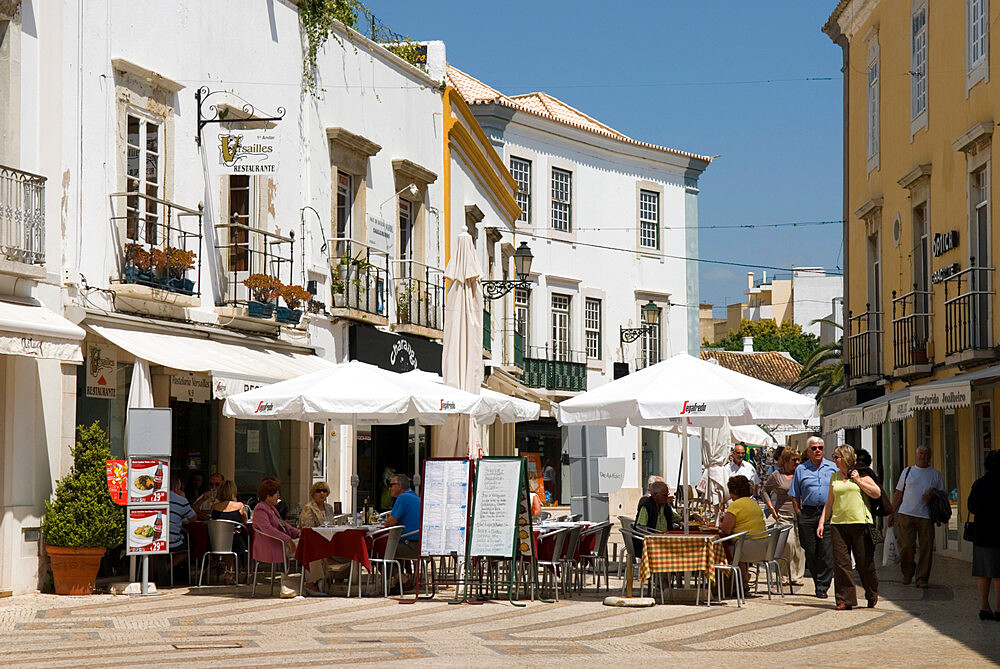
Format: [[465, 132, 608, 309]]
[[791, 319, 843, 402]]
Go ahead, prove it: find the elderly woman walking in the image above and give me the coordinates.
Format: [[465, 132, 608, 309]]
[[764, 448, 805, 586], [817, 445, 882, 610]]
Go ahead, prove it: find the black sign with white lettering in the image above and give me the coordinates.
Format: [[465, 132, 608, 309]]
[[348, 325, 442, 374], [932, 230, 959, 257]]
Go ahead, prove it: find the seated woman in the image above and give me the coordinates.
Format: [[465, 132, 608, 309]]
[[719, 475, 767, 587], [298, 481, 337, 596], [251, 478, 299, 577], [211, 480, 248, 557]]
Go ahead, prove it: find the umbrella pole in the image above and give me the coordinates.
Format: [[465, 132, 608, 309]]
[[682, 423, 689, 535], [352, 415, 359, 521]]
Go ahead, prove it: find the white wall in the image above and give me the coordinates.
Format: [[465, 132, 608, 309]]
[[793, 269, 843, 337]]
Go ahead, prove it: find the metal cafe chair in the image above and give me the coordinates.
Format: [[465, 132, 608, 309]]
[[250, 527, 290, 598], [198, 519, 244, 587], [368, 525, 404, 597], [698, 531, 749, 607]]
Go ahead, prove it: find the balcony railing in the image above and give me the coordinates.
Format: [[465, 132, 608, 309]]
[[391, 258, 443, 330], [846, 307, 882, 380], [892, 288, 933, 369], [0, 165, 46, 264], [944, 262, 994, 356], [523, 345, 587, 392], [483, 309, 492, 351], [216, 220, 293, 306], [330, 238, 389, 317], [111, 191, 202, 296]]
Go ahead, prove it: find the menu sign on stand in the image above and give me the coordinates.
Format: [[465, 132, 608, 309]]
[[420, 459, 471, 557], [127, 458, 169, 505], [125, 408, 172, 592], [127, 508, 168, 554]]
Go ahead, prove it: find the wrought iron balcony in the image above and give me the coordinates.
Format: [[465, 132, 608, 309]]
[[0, 164, 46, 265], [215, 219, 293, 307], [391, 258, 443, 331], [111, 191, 202, 296], [845, 306, 882, 382], [892, 288, 933, 371], [522, 345, 587, 392], [329, 238, 389, 319], [944, 262, 995, 359]]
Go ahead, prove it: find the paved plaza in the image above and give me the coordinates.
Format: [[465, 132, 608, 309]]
[[1, 556, 997, 667]]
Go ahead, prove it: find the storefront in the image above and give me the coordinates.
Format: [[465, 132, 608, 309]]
[[348, 325, 439, 508], [516, 418, 564, 504], [77, 315, 333, 508]]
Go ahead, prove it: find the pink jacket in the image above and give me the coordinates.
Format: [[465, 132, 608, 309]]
[[252, 502, 299, 563]]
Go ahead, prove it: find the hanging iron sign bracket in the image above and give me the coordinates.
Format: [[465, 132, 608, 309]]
[[195, 86, 285, 146]]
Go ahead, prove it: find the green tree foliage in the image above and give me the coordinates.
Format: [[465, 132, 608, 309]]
[[790, 319, 844, 402], [703, 319, 819, 364], [42, 422, 125, 548]]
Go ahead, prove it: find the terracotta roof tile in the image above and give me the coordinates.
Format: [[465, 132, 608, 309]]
[[700, 350, 803, 387], [446, 66, 713, 163]]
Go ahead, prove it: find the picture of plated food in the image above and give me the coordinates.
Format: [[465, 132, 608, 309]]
[[134, 475, 155, 491], [134, 525, 154, 538]]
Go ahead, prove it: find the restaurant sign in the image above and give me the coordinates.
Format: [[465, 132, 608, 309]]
[[170, 373, 211, 403], [213, 128, 280, 175], [86, 343, 117, 399]]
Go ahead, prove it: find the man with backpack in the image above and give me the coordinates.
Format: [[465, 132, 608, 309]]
[[888, 446, 946, 588]]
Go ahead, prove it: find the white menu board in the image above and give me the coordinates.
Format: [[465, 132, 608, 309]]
[[469, 459, 521, 557], [420, 459, 471, 557]]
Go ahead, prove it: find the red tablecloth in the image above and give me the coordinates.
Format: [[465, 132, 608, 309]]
[[295, 527, 370, 570], [186, 521, 208, 560]]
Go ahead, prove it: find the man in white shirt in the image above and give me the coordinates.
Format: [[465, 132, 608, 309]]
[[888, 446, 946, 587], [725, 445, 760, 489]]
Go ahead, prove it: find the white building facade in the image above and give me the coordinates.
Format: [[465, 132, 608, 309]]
[[448, 68, 712, 516]]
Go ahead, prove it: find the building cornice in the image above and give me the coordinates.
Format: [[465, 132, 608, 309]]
[[854, 196, 883, 220], [326, 127, 382, 157], [111, 57, 185, 93], [953, 121, 994, 155], [824, 0, 881, 42], [392, 158, 437, 186], [897, 164, 932, 190]]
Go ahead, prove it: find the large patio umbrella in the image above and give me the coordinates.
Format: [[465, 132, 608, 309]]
[[555, 352, 816, 532], [222, 360, 486, 512], [437, 232, 484, 458], [404, 370, 541, 424]]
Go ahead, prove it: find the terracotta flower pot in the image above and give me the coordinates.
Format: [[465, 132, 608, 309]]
[[46, 545, 106, 595]]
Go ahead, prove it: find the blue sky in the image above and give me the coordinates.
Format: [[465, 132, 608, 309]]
[[368, 1, 843, 320]]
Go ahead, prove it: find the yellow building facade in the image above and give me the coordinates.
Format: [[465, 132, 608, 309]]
[[824, 0, 999, 561]]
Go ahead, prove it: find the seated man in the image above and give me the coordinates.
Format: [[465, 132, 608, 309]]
[[193, 472, 224, 521], [168, 476, 196, 576], [384, 474, 420, 559]]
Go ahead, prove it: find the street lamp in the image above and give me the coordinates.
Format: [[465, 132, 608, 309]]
[[481, 241, 534, 300], [620, 300, 659, 344]]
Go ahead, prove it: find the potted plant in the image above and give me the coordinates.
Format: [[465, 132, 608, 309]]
[[331, 267, 347, 307], [42, 422, 125, 595], [277, 284, 310, 324], [123, 243, 153, 285], [150, 248, 170, 288], [242, 273, 283, 318], [396, 281, 413, 323], [165, 247, 196, 294]]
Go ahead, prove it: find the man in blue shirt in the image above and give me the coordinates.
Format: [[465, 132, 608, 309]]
[[788, 436, 839, 599], [385, 473, 420, 559]]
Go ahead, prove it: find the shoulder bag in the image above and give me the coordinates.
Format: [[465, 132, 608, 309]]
[[963, 515, 976, 543]]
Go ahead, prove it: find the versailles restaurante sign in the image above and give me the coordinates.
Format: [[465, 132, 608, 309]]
[[214, 129, 280, 174]]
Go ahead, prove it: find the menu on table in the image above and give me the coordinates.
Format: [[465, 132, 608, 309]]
[[469, 459, 521, 557], [420, 459, 470, 557]]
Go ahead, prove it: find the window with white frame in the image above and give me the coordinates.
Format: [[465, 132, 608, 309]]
[[515, 287, 530, 347], [551, 293, 571, 361], [399, 198, 413, 263], [639, 190, 659, 249], [968, 0, 989, 87], [125, 113, 162, 244], [867, 40, 880, 163], [551, 168, 572, 232], [640, 305, 661, 368], [336, 173, 352, 240], [510, 157, 531, 224], [585, 298, 602, 359], [911, 3, 928, 121]]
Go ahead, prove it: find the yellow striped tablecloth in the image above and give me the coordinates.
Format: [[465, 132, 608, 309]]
[[639, 533, 726, 583]]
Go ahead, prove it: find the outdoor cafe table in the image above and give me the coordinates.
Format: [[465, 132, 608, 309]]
[[295, 526, 372, 571], [638, 531, 725, 585]]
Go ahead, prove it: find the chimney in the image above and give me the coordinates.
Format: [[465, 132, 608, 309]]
[[762, 270, 767, 284], [743, 337, 754, 353], [747, 272, 754, 290]]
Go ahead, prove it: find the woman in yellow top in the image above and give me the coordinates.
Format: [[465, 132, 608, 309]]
[[719, 475, 766, 587], [817, 445, 882, 610]]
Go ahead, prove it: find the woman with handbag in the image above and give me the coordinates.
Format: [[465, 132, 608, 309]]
[[969, 449, 1000, 621], [817, 445, 882, 610]]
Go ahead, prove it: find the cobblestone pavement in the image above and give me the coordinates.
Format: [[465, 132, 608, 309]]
[[2, 556, 998, 668]]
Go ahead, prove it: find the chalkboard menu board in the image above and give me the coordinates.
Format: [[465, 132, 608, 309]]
[[469, 458, 522, 557], [420, 459, 471, 557]]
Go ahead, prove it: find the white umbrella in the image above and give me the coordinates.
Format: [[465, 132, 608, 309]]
[[438, 232, 484, 458], [404, 370, 540, 424], [222, 360, 483, 425], [554, 352, 816, 428]]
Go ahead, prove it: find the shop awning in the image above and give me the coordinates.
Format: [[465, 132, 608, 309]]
[[0, 298, 85, 363], [87, 322, 336, 398], [823, 388, 909, 431], [909, 365, 1000, 411]]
